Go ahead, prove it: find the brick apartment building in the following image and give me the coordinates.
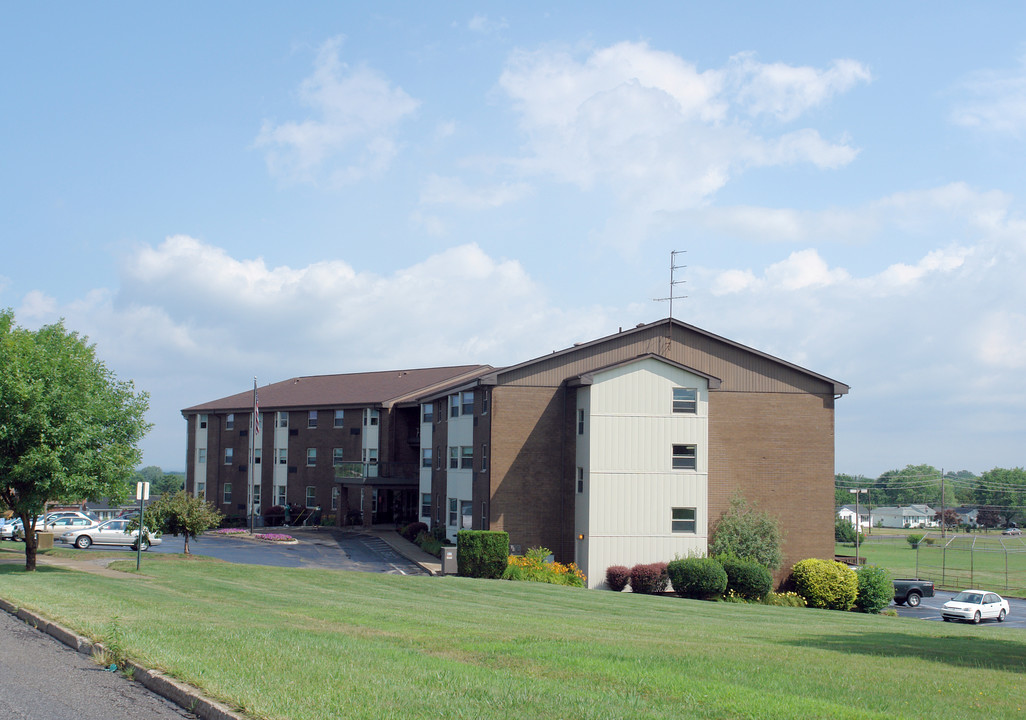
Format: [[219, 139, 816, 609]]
[[182, 319, 847, 587]]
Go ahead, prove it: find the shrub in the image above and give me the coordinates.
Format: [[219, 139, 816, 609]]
[[414, 530, 443, 558], [834, 518, 865, 545], [762, 592, 807, 608], [456, 530, 510, 579], [605, 565, 630, 591], [854, 565, 894, 613], [720, 556, 773, 601], [502, 547, 586, 587], [401, 521, 428, 543], [906, 533, 924, 549], [667, 557, 727, 600], [629, 562, 669, 594], [709, 493, 783, 570], [792, 558, 858, 611]]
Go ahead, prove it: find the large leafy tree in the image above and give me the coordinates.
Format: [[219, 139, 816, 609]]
[[0, 310, 150, 570], [131, 466, 184, 496], [141, 490, 223, 555], [973, 468, 1026, 527]]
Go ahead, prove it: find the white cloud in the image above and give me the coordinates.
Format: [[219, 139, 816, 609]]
[[420, 174, 533, 208], [256, 36, 420, 185], [497, 41, 868, 224], [951, 54, 1026, 136], [467, 14, 508, 34]]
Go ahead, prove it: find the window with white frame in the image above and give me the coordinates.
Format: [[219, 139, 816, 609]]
[[277, 411, 288, 428], [308, 410, 318, 428], [448, 498, 458, 525], [254, 448, 261, 464], [421, 403, 433, 423], [226, 414, 235, 431], [252, 483, 260, 508], [306, 448, 316, 466], [672, 444, 697, 471], [421, 493, 431, 518], [334, 409, 344, 428], [460, 446, 473, 470], [578, 409, 585, 435], [671, 507, 697, 533], [363, 448, 378, 465], [199, 414, 208, 429], [197, 482, 206, 499], [198, 448, 206, 464], [276, 485, 286, 506], [461, 391, 474, 416], [481, 391, 489, 415], [223, 482, 232, 504], [224, 448, 234, 465], [422, 447, 432, 468], [306, 486, 316, 507], [460, 501, 473, 529], [673, 388, 698, 414], [449, 394, 460, 418], [333, 448, 344, 466], [364, 409, 379, 426], [277, 448, 287, 465], [449, 446, 459, 469]]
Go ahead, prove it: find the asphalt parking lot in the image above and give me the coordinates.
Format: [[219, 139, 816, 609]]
[[893, 589, 1026, 628]]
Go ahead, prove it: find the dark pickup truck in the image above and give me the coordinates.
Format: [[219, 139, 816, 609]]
[[893, 579, 935, 607]]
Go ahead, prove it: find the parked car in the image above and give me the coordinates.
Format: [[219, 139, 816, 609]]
[[941, 590, 1009, 623], [1002, 528, 1022, 536], [58, 518, 161, 550], [893, 578, 935, 607], [0, 519, 23, 541], [45, 517, 99, 533]]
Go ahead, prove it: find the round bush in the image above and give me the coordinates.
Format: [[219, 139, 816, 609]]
[[721, 556, 773, 601], [667, 557, 727, 600], [605, 565, 630, 591], [629, 562, 669, 594], [792, 558, 858, 611], [854, 564, 894, 613]]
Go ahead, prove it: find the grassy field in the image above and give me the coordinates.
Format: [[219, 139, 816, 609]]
[[837, 531, 1026, 596], [1, 549, 1025, 719]]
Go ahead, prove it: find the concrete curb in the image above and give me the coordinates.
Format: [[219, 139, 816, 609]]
[[0, 598, 248, 720]]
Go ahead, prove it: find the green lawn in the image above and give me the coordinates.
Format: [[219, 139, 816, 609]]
[[1, 551, 1025, 720], [837, 532, 1026, 596]]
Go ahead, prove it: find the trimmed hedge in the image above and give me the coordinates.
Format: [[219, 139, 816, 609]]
[[854, 564, 894, 613], [456, 530, 509, 579], [605, 565, 630, 591], [629, 562, 669, 594], [720, 556, 773, 601], [792, 558, 858, 611], [667, 557, 727, 600]]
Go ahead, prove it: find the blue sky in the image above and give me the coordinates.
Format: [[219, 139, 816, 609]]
[[3, 2, 1026, 477]]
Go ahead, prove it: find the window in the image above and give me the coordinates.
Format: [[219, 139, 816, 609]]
[[277, 448, 287, 465], [449, 446, 459, 469], [460, 501, 473, 529], [460, 446, 474, 470], [449, 394, 460, 418], [197, 482, 206, 499], [199, 414, 207, 429], [252, 483, 260, 507], [577, 467, 585, 493], [306, 448, 317, 466], [276, 485, 286, 506], [461, 391, 474, 416], [673, 388, 698, 414], [481, 501, 488, 528], [435, 445, 442, 470], [253, 448, 261, 464], [334, 410, 345, 428], [198, 448, 206, 464], [226, 413, 235, 431], [448, 498, 458, 525], [364, 409, 379, 426], [277, 411, 288, 428], [421, 403, 434, 423], [224, 448, 234, 465], [672, 507, 697, 533], [672, 444, 697, 470], [422, 447, 432, 469], [481, 391, 489, 415], [332, 486, 340, 511], [333, 448, 344, 466], [306, 486, 316, 507], [364, 448, 378, 465], [480, 444, 488, 472], [308, 410, 318, 428], [421, 493, 431, 518], [578, 409, 585, 435], [223, 482, 232, 504]]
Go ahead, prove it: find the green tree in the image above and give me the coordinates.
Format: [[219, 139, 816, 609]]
[[973, 468, 1026, 527], [0, 310, 149, 571], [141, 490, 223, 554], [131, 466, 184, 496], [709, 493, 783, 570]]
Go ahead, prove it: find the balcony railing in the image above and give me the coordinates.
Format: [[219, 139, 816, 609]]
[[334, 461, 420, 481]]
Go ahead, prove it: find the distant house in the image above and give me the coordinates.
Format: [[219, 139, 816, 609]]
[[871, 505, 937, 529], [951, 506, 979, 527], [837, 504, 870, 529]]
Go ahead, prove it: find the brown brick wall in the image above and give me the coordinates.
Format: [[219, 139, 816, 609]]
[[708, 391, 836, 583], [489, 385, 576, 560]]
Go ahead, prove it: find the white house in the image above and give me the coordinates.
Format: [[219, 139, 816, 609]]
[[871, 505, 937, 529], [837, 504, 870, 530]]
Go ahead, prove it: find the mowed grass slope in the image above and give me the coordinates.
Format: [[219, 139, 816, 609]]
[[1, 554, 1024, 720]]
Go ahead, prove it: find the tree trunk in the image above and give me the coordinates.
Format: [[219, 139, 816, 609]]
[[22, 515, 37, 572], [183, 534, 191, 555]]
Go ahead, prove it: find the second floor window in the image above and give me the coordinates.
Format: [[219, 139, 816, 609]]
[[461, 391, 474, 416], [673, 388, 698, 414], [333, 448, 344, 466], [422, 447, 432, 468], [308, 410, 318, 428], [672, 444, 697, 471], [224, 448, 234, 465], [334, 409, 345, 428], [226, 413, 235, 431], [306, 448, 317, 466]]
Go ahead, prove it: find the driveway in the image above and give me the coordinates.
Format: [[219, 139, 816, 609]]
[[893, 589, 1026, 629]]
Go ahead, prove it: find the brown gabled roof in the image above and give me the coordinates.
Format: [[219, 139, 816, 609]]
[[181, 365, 491, 415]]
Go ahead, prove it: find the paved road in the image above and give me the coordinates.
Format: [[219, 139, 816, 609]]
[[0, 609, 197, 720], [893, 589, 1026, 628]]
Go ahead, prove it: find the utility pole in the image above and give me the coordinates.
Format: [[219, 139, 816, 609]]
[[849, 488, 868, 566], [940, 468, 945, 540]]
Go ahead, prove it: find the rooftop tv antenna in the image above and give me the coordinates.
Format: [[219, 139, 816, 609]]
[[653, 250, 687, 352]]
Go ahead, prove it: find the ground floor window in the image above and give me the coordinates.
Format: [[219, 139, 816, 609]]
[[460, 501, 473, 529], [421, 493, 431, 518], [332, 486, 340, 511], [223, 482, 232, 504], [448, 497, 458, 526], [276, 485, 286, 507], [671, 507, 696, 533], [306, 486, 316, 507], [197, 482, 206, 499]]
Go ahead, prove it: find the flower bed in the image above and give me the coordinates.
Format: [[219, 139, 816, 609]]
[[210, 528, 249, 535], [254, 533, 296, 543]]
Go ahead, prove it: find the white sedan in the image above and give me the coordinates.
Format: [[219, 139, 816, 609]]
[[941, 590, 1010, 624], [59, 518, 162, 551]]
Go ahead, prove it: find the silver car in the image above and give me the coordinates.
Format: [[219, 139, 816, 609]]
[[59, 519, 162, 551]]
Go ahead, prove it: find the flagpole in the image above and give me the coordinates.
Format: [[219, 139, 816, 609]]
[[249, 376, 257, 534]]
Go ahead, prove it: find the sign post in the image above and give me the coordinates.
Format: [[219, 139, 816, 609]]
[[136, 481, 150, 571]]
